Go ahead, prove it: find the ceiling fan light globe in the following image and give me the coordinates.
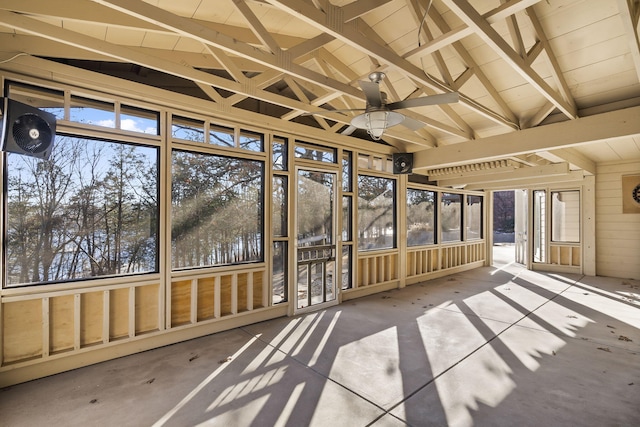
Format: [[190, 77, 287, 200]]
[[366, 110, 388, 140], [350, 110, 405, 140]]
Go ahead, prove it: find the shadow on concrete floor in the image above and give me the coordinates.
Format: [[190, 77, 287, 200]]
[[1, 262, 639, 427]]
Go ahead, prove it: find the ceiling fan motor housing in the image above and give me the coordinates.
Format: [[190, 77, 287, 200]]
[[1, 98, 56, 160]]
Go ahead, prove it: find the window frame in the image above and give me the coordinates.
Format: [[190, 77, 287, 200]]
[[406, 187, 437, 247], [357, 174, 397, 251], [3, 133, 161, 287], [170, 148, 266, 271]]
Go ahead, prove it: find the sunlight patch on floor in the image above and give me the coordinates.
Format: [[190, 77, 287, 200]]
[[153, 334, 261, 427]]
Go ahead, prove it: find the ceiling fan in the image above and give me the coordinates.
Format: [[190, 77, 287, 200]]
[[312, 72, 459, 141]]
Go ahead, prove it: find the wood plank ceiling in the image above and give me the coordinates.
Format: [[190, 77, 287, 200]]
[[0, 0, 639, 186]]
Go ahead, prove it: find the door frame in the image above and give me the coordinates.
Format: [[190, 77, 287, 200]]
[[293, 165, 340, 314]]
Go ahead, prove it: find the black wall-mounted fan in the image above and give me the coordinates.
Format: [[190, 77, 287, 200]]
[[1, 98, 56, 159], [393, 153, 413, 174]]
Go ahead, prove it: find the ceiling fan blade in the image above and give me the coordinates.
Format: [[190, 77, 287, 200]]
[[341, 125, 357, 135], [358, 80, 383, 107], [387, 92, 459, 110], [400, 116, 426, 131]]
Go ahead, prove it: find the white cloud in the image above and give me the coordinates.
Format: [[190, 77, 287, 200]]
[[97, 119, 116, 128], [121, 118, 157, 134], [120, 118, 140, 132]]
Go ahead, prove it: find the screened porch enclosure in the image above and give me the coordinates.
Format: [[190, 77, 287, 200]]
[[1, 74, 599, 386], [0, 74, 490, 387]]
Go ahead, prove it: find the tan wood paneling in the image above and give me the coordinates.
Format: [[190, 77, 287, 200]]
[[237, 273, 249, 313], [50, 295, 74, 354], [109, 288, 129, 340], [2, 300, 42, 363], [197, 277, 215, 322], [252, 271, 264, 309], [80, 292, 103, 347], [171, 280, 192, 327], [220, 275, 233, 316], [135, 285, 159, 334]]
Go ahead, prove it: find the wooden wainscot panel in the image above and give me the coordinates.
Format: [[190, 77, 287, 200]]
[[572, 247, 581, 267], [389, 254, 398, 280], [197, 277, 215, 322], [109, 288, 129, 341], [357, 257, 367, 287], [50, 295, 74, 355], [171, 280, 192, 327], [252, 271, 264, 309], [2, 299, 42, 364], [559, 246, 571, 266], [136, 284, 159, 334], [237, 273, 253, 313], [81, 292, 103, 347], [431, 249, 440, 271], [220, 275, 233, 316]]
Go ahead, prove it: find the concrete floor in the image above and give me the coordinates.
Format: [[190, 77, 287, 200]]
[[1, 246, 639, 426]]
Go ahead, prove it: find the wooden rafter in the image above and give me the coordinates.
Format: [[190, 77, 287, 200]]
[[405, 0, 453, 86], [526, 6, 577, 117], [205, 46, 247, 83], [264, 0, 518, 130], [91, 0, 468, 142], [0, 10, 355, 125], [403, 0, 540, 60], [342, 0, 394, 22], [231, 0, 281, 54], [224, 68, 284, 106], [441, 0, 577, 120], [502, 0, 525, 57], [92, 0, 365, 101], [426, 9, 518, 127]]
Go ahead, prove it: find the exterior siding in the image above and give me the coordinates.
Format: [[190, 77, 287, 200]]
[[595, 161, 640, 279]]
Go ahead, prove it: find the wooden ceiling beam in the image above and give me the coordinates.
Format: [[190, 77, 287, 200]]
[[403, 0, 540, 60], [426, 6, 519, 127], [520, 101, 555, 129], [286, 33, 335, 59], [464, 170, 585, 191], [441, 0, 577, 120], [265, 0, 518, 131], [195, 82, 225, 104], [92, 0, 365, 101], [224, 68, 284, 106], [537, 148, 597, 175], [526, 6, 577, 118], [205, 46, 247, 83], [0, 10, 359, 125], [0, 0, 307, 49], [502, 1, 525, 57], [413, 105, 640, 170], [405, 0, 453, 85], [342, 0, 393, 22], [231, 0, 281, 54], [437, 163, 570, 188]]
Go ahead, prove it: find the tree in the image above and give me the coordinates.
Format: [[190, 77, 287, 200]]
[[5, 136, 159, 285], [493, 191, 515, 233]]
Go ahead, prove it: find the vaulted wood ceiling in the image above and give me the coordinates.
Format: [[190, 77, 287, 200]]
[[1, 0, 639, 186]]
